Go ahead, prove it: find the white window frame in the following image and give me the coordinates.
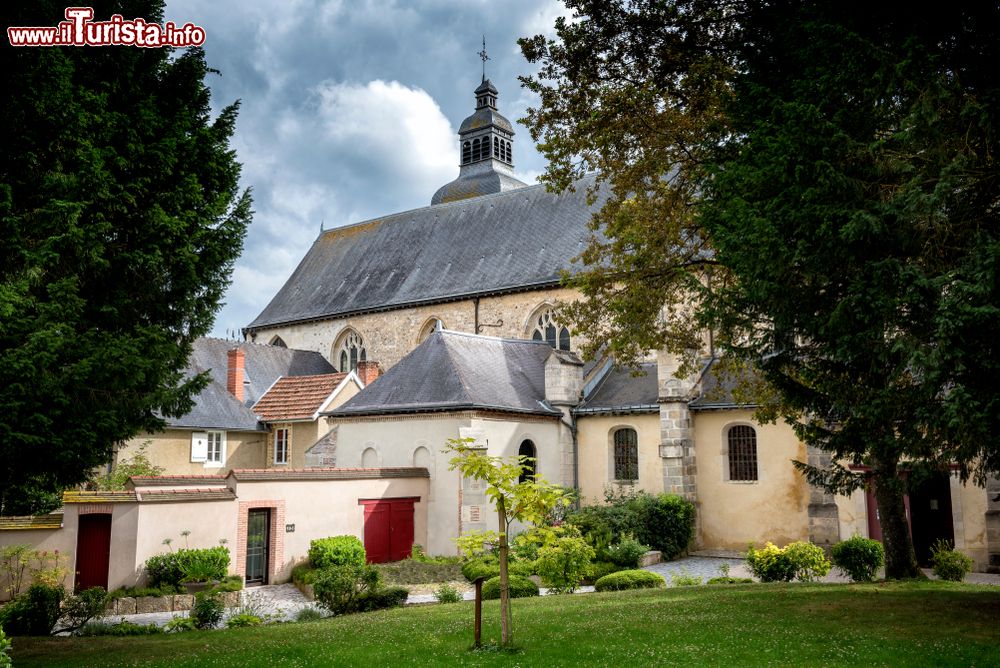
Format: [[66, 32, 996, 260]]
[[205, 430, 226, 467], [274, 428, 289, 465]]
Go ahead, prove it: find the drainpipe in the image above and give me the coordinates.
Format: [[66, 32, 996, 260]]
[[558, 410, 581, 510], [473, 296, 480, 333]]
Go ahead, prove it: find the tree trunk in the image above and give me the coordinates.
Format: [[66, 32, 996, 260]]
[[872, 454, 922, 579], [497, 498, 512, 647]]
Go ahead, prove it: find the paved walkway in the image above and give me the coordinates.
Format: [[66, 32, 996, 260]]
[[99, 557, 1000, 629]]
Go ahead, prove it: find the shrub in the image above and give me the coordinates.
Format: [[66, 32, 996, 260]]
[[434, 583, 463, 604], [706, 577, 754, 585], [481, 575, 539, 600], [670, 568, 702, 586], [745, 542, 831, 582], [536, 535, 595, 593], [226, 613, 263, 628], [309, 536, 366, 570], [606, 536, 650, 568], [191, 591, 224, 629], [583, 561, 623, 584], [292, 562, 317, 585], [79, 619, 161, 636], [176, 547, 230, 583], [567, 492, 695, 561], [0, 625, 10, 668], [164, 616, 197, 633], [0, 583, 63, 636], [145, 552, 184, 589], [594, 569, 666, 592], [356, 586, 409, 612], [930, 540, 973, 582], [831, 536, 885, 583], [294, 606, 325, 622], [209, 575, 244, 593], [313, 563, 382, 615], [54, 587, 111, 635], [462, 559, 500, 583]]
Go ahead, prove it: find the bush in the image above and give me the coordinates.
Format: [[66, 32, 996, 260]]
[[164, 616, 196, 633], [706, 576, 754, 585], [145, 552, 184, 589], [0, 625, 10, 668], [583, 561, 623, 584], [79, 619, 162, 636], [55, 587, 111, 635], [0, 583, 63, 636], [567, 492, 695, 562], [292, 562, 317, 585], [670, 568, 702, 586], [356, 586, 409, 612], [209, 575, 244, 593], [594, 569, 666, 592], [176, 547, 230, 583], [434, 583, 463, 604], [745, 541, 831, 582], [309, 536, 366, 570], [226, 613, 263, 628], [313, 563, 382, 615], [461, 559, 500, 583], [536, 535, 595, 593], [831, 536, 885, 583], [481, 575, 539, 600], [191, 592, 225, 629], [606, 536, 650, 568], [930, 540, 973, 582], [294, 606, 325, 622]]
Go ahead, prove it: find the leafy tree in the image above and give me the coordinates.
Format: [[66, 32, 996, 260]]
[[521, 0, 999, 579], [91, 442, 164, 491], [444, 438, 573, 648], [0, 0, 251, 514]]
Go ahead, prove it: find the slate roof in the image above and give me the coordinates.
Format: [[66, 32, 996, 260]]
[[326, 330, 563, 418], [229, 467, 430, 481], [575, 362, 659, 415], [246, 175, 607, 331], [166, 337, 335, 431], [689, 359, 759, 410], [431, 162, 528, 205], [252, 373, 349, 422]]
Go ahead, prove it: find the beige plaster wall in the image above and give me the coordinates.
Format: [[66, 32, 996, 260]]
[[235, 477, 430, 581], [248, 287, 583, 370], [950, 476, 989, 571], [123, 429, 267, 476], [576, 413, 662, 504], [0, 523, 76, 601], [692, 409, 811, 550]]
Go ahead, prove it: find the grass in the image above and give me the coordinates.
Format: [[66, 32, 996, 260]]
[[12, 581, 999, 667]]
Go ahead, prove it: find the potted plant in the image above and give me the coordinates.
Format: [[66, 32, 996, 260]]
[[181, 559, 222, 594]]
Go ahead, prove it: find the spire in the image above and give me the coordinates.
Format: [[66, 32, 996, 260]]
[[478, 35, 489, 83]]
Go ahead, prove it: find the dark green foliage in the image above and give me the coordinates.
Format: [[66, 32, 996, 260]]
[[292, 563, 317, 586], [54, 587, 111, 635], [208, 575, 244, 593], [308, 536, 366, 570], [145, 553, 184, 589], [0, 0, 252, 514], [583, 561, 623, 584], [109, 585, 182, 600], [164, 616, 197, 633], [313, 563, 382, 616], [831, 536, 885, 583], [434, 584, 463, 604], [293, 607, 325, 623], [594, 569, 665, 592], [462, 559, 500, 583], [79, 619, 162, 636], [191, 592, 224, 630], [706, 577, 754, 585], [606, 536, 650, 568], [225, 613, 263, 628], [177, 547, 230, 583], [930, 541, 973, 582], [355, 586, 410, 612], [567, 492, 694, 561], [0, 584, 62, 635], [481, 576, 539, 600]]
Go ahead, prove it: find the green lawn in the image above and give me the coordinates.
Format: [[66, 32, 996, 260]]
[[12, 581, 1000, 667]]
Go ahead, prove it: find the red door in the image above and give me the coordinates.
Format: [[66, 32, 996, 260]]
[[75, 514, 112, 591], [359, 497, 417, 563]]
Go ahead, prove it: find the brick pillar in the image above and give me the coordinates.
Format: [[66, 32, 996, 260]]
[[805, 445, 840, 549], [227, 348, 245, 402], [356, 360, 382, 386]]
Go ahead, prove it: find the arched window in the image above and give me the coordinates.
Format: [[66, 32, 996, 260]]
[[417, 317, 444, 343], [335, 330, 367, 373], [462, 141, 471, 164], [268, 336, 287, 348], [493, 136, 500, 158], [727, 425, 758, 481], [472, 138, 481, 162], [362, 446, 379, 468], [518, 439, 536, 483], [530, 309, 572, 351], [504, 140, 511, 163], [613, 428, 638, 481]]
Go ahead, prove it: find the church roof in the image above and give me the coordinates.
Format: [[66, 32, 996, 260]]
[[575, 362, 659, 415], [325, 330, 562, 418], [247, 175, 606, 331], [431, 164, 528, 205], [458, 106, 513, 134]]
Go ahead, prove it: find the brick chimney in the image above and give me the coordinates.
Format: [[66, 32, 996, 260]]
[[227, 347, 245, 402], [356, 360, 382, 387]]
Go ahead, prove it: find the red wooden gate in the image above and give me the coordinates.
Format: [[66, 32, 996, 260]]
[[75, 514, 112, 591], [358, 497, 417, 563]]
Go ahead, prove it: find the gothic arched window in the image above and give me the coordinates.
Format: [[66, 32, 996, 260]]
[[727, 425, 758, 481], [462, 141, 471, 164], [336, 330, 368, 373], [268, 336, 287, 348], [530, 309, 571, 351], [518, 439, 536, 483], [417, 317, 443, 343]]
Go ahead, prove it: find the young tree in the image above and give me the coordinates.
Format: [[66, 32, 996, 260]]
[[444, 438, 572, 648], [521, 1, 999, 578], [0, 0, 251, 513]]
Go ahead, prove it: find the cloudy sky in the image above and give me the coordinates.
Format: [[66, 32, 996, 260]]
[[162, 0, 571, 339]]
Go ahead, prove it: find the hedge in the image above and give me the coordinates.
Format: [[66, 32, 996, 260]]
[[594, 569, 666, 592], [481, 575, 539, 600]]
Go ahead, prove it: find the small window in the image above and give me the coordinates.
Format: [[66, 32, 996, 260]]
[[493, 136, 500, 158], [336, 330, 367, 373], [531, 309, 572, 351], [472, 138, 481, 162], [613, 428, 638, 481], [206, 431, 225, 466], [462, 141, 471, 164], [274, 428, 289, 465], [269, 336, 287, 348], [518, 439, 536, 483], [728, 425, 758, 481], [504, 140, 511, 162]]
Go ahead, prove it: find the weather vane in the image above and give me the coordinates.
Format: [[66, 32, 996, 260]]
[[478, 35, 489, 81]]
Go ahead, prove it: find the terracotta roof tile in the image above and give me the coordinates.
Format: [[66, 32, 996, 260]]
[[252, 373, 348, 422]]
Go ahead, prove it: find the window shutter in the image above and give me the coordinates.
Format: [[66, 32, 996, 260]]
[[191, 432, 208, 462]]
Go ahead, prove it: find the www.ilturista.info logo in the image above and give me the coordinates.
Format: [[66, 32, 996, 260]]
[[7, 7, 206, 47]]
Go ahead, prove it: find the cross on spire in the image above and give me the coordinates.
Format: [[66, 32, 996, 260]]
[[478, 35, 489, 82]]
